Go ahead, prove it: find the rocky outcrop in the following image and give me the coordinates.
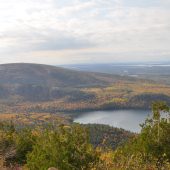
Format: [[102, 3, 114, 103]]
[[48, 167, 58, 170]]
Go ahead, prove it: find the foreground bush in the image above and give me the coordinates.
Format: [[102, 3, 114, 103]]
[[26, 124, 101, 170]]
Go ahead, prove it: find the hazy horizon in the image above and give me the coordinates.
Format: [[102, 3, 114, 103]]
[[0, 0, 170, 65], [1, 60, 170, 66]]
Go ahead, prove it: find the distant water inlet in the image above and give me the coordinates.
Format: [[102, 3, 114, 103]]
[[74, 110, 150, 133]]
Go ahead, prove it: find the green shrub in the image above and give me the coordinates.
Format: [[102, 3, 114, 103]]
[[26, 124, 100, 170]]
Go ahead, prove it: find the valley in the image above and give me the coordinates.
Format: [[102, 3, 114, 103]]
[[0, 63, 170, 115], [0, 63, 170, 169]]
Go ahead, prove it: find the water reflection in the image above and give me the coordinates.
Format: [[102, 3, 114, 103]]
[[74, 110, 150, 132]]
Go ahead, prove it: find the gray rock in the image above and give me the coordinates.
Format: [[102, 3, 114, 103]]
[[48, 167, 58, 170]]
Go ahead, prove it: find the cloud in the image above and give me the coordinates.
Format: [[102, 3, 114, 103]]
[[35, 32, 95, 51], [0, 0, 170, 64]]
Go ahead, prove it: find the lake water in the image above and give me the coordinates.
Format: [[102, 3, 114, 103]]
[[74, 110, 151, 133]]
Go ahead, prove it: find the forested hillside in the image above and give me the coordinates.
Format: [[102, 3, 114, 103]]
[[0, 64, 170, 114], [0, 63, 129, 87], [83, 124, 134, 150], [0, 102, 170, 170]]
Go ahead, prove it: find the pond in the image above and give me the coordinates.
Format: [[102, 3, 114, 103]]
[[74, 110, 151, 132]]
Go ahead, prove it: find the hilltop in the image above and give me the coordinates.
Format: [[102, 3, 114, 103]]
[[0, 63, 129, 87]]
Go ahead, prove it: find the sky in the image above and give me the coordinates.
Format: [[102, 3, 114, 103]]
[[0, 0, 170, 65]]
